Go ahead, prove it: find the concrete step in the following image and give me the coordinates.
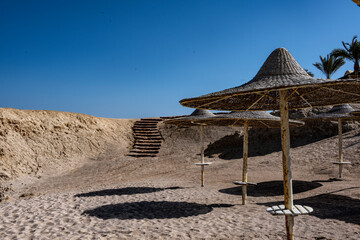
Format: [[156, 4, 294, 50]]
[[130, 149, 159, 154], [135, 136, 162, 140], [140, 118, 162, 121], [134, 133, 161, 137], [133, 127, 158, 130], [135, 140, 162, 145], [133, 130, 159, 133], [134, 121, 158, 124], [128, 153, 157, 158], [134, 122, 157, 127], [133, 146, 161, 150], [134, 142, 161, 147]]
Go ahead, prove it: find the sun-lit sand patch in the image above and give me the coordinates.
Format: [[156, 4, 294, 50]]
[[0, 108, 359, 239]]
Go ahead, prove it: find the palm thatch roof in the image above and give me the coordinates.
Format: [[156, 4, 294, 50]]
[[165, 110, 304, 128], [352, 0, 360, 7], [301, 104, 359, 121], [206, 111, 304, 128], [164, 109, 215, 126], [180, 48, 360, 111]]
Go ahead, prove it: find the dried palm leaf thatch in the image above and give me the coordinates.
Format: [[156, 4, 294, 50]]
[[301, 104, 359, 121], [207, 111, 304, 128], [180, 48, 360, 111], [164, 109, 215, 126], [179, 48, 360, 240]]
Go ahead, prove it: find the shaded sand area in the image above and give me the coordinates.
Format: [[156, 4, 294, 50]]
[[0, 108, 359, 239]]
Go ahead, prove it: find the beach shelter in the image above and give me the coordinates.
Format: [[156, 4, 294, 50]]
[[350, 110, 360, 116], [207, 111, 304, 205], [164, 109, 215, 187], [301, 104, 359, 179], [179, 48, 360, 239]]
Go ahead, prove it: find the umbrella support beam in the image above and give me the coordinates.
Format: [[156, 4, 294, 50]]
[[338, 119, 343, 179], [331, 117, 351, 177], [279, 90, 294, 240], [242, 122, 249, 205], [194, 124, 212, 187], [200, 125, 205, 187]]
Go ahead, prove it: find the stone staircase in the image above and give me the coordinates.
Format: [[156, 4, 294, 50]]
[[129, 118, 164, 157]]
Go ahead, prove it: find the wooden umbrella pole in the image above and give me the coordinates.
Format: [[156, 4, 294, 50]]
[[279, 90, 294, 240], [338, 118, 343, 179], [200, 124, 205, 187], [242, 121, 249, 205]]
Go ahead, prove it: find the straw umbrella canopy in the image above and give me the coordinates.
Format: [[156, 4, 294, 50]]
[[301, 104, 359, 179], [179, 48, 360, 240], [166, 109, 304, 199], [206, 111, 304, 205], [305, 104, 355, 120], [164, 109, 216, 187], [350, 110, 360, 116]]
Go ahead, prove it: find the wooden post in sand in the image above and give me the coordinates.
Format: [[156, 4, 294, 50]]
[[200, 124, 205, 187], [242, 121, 249, 205], [338, 119, 343, 179], [279, 90, 294, 240]]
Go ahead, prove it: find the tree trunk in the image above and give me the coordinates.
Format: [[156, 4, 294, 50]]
[[354, 61, 359, 79]]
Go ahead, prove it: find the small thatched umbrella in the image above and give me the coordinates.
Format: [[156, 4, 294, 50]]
[[179, 48, 360, 239], [206, 111, 304, 205], [301, 104, 359, 178], [165, 109, 215, 187]]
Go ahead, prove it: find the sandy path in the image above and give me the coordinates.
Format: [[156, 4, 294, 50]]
[[1, 162, 359, 240]]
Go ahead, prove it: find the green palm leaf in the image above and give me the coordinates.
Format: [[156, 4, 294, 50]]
[[331, 35, 360, 78], [313, 54, 345, 79]]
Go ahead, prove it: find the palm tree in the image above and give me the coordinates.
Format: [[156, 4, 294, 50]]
[[313, 54, 345, 79], [303, 69, 314, 77], [331, 35, 360, 79]]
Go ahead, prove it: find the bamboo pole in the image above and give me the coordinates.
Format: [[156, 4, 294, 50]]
[[338, 118, 343, 179], [279, 90, 294, 240], [242, 121, 249, 205], [200, 124, 205, 187]]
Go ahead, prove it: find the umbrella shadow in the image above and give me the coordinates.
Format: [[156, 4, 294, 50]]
[[82, 201, 234, 220], [75, 186, 182, 198], [219, 180, 322, 197], [257, 189, 360, 225], [205, 122, 342, 160]]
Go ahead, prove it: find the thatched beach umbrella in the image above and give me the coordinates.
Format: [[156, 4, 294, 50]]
[[207, 111, 304, 205], [350, 110, 360, 116], [301, 104, 359, 179], [179, 48, 360, 239], [165, 109, 215, 187]]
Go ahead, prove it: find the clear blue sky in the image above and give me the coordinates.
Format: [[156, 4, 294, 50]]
[[1, 0, 359, 118]]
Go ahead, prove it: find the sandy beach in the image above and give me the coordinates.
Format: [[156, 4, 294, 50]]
[[0, 108, 359, 239]]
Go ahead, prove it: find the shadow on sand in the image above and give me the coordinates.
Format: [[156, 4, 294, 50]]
[[82, 201, 234, 220], [75, 186, 182, 198], [205, 121, 347, 160], [219, 180, 322, 197], [257, 188, 360, 225]]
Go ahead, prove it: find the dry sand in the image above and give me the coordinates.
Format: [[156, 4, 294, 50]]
[[0, 108, 359, 239]]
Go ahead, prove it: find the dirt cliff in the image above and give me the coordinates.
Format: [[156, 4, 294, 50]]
[[0, 108, 135, 180]]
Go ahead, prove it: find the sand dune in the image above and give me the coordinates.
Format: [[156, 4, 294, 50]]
[[0, 108, 135, 180]]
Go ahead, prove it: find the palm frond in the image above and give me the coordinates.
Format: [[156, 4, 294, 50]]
[[303, 69, 314, 77], [334, 35, 360, 66], [313, 54, 345, 79], [331, 48, 352, 60]]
